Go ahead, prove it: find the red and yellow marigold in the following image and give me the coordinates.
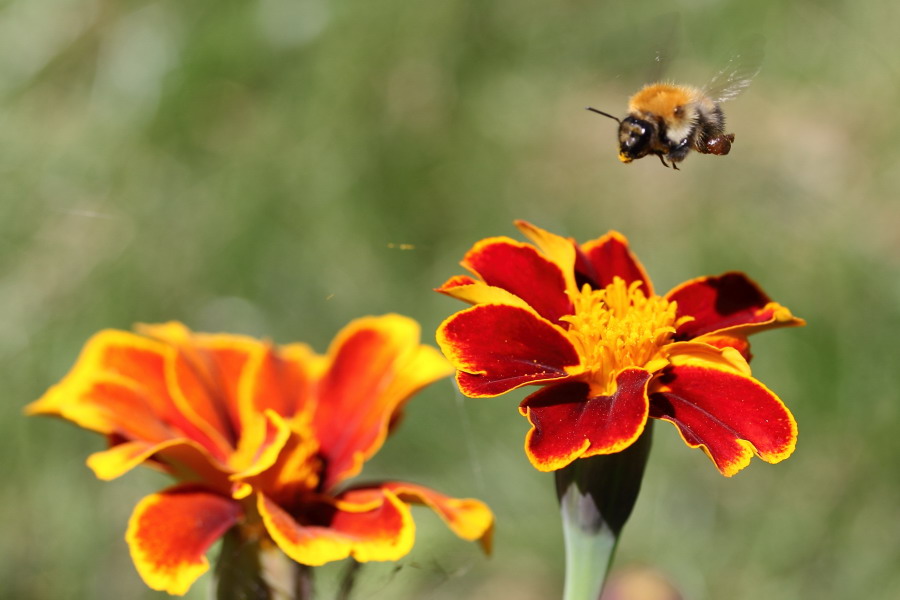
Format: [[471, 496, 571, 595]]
[[27, 316, 493, 595], [436, 221, 803, 476]]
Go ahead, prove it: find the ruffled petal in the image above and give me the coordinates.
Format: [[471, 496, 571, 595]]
[[87, 438, 233, 490], [579, 231, 653, 295], [514, 220, 579, 293], [230, 343, 319, 472], [25, 330, 178, 439], [379, 482, 494, 553], [649, 351, 798, 477], [461, 236, 573, 323], [126, 485, 242, 595], [235, 412, 321, 503], [313, 315, 453, 488], [330, 488, 415, 562], [87, 439, 178, 481], [663, 341, 751, 376], [437, 304, 580, 397], [29, 374, 173, 443], [25, 328, 232, 464], [258, 488, 414, 566], [156, 329, 261, 455], [436, 276, 533, 309], [238, 344, 324, 420], [519, 369, 652, 471], [666, 273, 804, 340], [693, 334, 753, 361]]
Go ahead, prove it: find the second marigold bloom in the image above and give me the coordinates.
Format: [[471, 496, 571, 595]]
[[437, 221, 803, 476], [28, 315, 493, 595]]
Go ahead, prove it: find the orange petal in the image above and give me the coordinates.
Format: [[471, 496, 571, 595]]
[[235, 412, 321, 503], [31, 374, 173, 442], [26, 330, 177, 438], [87, 439, 176, 481], [87, 438, 233, 489], [26, 328, 232, 464], [161, 332, 261, 455], [379, 482, 494, 553], [664, 341, 751, 376], [126, 485, 241, 595], [258, 488, 415, 566], [230, 344, 318, 472], [313, 315, 453, 488], [436, 276, 534, 309], [240, 342, 318, 423]]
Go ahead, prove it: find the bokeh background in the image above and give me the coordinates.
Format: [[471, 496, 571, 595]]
[[5, 0, 900, 598]]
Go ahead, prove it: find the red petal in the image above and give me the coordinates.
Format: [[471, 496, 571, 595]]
[[437, 304, 579, 397], [579, 232, 653, 295], [650, 363, 798, 477], [519, 369, 652, 471], [379, 482, 494, 553], [462, 237, 573, 323], [126, 485, 241, 595], [313, 315, 452, 488], [258, 488, 414, 566], [667, 273, 802, 340]]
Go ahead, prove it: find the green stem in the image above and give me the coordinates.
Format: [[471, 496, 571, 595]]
[[336, 560, 362, 600], [559, 493, 617, 600], [212, 527, 314, 600], [555, 422, 653, 600]]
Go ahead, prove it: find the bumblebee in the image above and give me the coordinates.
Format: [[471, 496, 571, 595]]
[[590, 48, 761, 169]]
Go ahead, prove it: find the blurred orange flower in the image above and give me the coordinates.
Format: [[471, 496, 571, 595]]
[[28, 316, 493, 595], [437, 221, 803, 476]]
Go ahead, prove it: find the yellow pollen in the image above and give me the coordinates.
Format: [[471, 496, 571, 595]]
[[561, 277, 687, 396]]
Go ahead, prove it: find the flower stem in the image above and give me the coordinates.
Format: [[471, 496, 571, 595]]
[[336, 560, 362, 600], [555, 422, 653, 600], [213, 527, 314, 600]]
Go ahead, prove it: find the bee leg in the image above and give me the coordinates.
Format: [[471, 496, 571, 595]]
[[655, 153, 671, 168], [665, 138, 691, 167]]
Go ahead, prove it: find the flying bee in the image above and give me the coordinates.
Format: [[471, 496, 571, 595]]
[[589, 42, 763, 169]]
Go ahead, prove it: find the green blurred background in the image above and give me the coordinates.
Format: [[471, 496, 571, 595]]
[[5, 0, 900, 598]]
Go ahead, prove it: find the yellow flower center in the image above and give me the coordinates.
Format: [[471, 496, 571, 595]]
[[561, 277, 687, 396]]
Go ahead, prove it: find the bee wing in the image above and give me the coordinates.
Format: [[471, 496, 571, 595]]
[[703, 36, 765, 103], [646, 12, 682, 83]]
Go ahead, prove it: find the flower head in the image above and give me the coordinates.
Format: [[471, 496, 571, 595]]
[[28, 316, 493, 595], [437, 221, 803, 475]]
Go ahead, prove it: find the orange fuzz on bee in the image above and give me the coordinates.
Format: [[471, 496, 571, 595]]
[[588, 45, 761, 170]]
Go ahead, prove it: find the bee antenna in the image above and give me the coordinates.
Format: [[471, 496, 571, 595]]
[[586, 107, 621, 124]]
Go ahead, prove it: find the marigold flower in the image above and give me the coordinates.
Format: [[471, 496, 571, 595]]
[[437, 221, 803, 476], [27, 316, 493, 595]]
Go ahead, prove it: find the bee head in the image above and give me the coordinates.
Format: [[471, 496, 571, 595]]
[[617, 116, 654, 163]]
